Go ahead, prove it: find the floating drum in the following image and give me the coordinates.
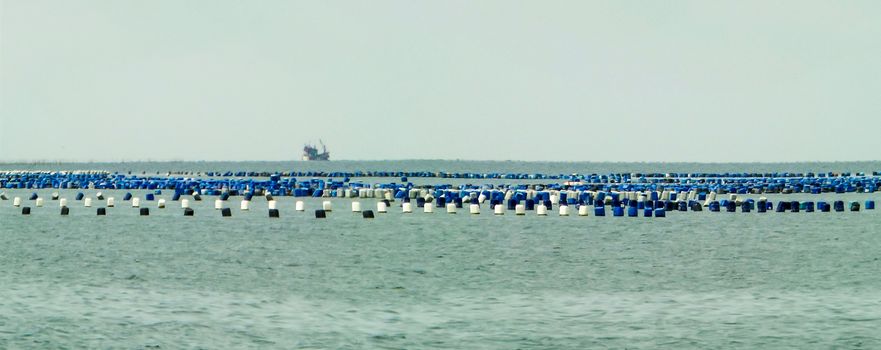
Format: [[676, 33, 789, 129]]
[[123, 193, 132, 201], [215, 199, 223, 210], [96, 192, 105, 200], [494, 204, 505, 215], [221, 208, 232, 217], [424, 202, 434, 213], [352, 201, 362, 212], [322, 201, 332, 212], [594, 206, 605, 216], [446, 203, 457, 214], [362, 210, 374, 219], [193, 194, 202, 201], [158, 199, 166, 209], [76, 193, 84, 201], [132, 198, 140, 208], [654, 208, 666, 217], [107, 197, 115, 207], [29, 193, 38, 201], [97, 207, 106, 216], [13, 197, 22, 207], [578, 205, 589, 216], [559, 205, 569, 216], [377, 201, 387, 213], [741, 201, 751, 213], [470, 204, 480, 214], [145, 193, 155, 201], [834, 201, 845, 212], [241, 200, 250, 210], [315, 209, 326, 218], [515, 204, 526, 216], [536, 204, 547, 216], [612, 206, 624, 217], [402, 202, 413, 213], [0, 192, 7, 200], [850, 202, 861, 211], [865, 200, 875, 210], [58, 198, 67, 208], [140, 208, 149, 216], [296, 201, 305, 211], [184, 208, 195, 216], [181, 199, 190, 209], [269, 209, 280, 218], [628, 206, 638, 217], [51, 192, 59, 200], [60, 206, 70, 216], [643, 208, 653, 217], [21, 206, 31, 215]]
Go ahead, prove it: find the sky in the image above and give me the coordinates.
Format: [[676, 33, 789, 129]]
[[1, 0, 879, 162]]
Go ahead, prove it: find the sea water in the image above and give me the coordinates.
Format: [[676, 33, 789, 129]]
[[1, 161, 880, 349]]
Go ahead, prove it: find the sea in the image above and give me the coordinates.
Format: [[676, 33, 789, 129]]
[[1, 160, 880, 349]]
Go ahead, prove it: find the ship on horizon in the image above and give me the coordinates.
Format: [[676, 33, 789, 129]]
[[302, 140, 330, 161]]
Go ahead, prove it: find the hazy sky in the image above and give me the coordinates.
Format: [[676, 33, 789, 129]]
[[1, 1, 879, 162]]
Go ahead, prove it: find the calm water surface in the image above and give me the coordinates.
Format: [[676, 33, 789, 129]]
[[1, 161, 880, 349]]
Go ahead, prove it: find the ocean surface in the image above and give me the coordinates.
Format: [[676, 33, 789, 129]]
[[2, 161, 881, 349]]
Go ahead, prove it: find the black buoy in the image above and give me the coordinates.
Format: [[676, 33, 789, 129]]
[[850, 202, 861, 211], [221, 208, 232, 217], [97, 207, 106, 216], [60, 206, 70, 216], [184, 208, 195, 216], [22, 207, 31, 215], [362, 210, 375, 218], [193, 194, 202, 201], [140, 208, 149, 216], [268, 209, 280, 218], [315, 209, 326, 218], [265, 194, 274, 201]]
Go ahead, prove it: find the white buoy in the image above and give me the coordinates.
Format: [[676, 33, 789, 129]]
[[84, 198, 92, 207], [424, 202, 434, 213], [59, 198, 68, 208], [536, 204, 548, 216], [550, 194, 559, 205], [295, 201, 305, 211], [158, 199, 166, 208], [578, 205, 589, 216], [494, 204, 504, 215], [515, 204, 526, 216], [469, 204, 480, 214], [559, 205, 569, 216], [352, 201, 362, 212], [13, 197, 21, 207], [402, 202, 413, 213], [107, 197, 115, 207], [377, 201, 388, 213], [446, 203, 457, 214], [181, 199, 190, 209], [268, 200, 277, 210], [240, 200, 250, 210], [132, 197, 140, 208], [36, 198, 44, 207], [322, 201, 332, 212], [214, 199, 223, 210], [478, 194, 487, 204], [729, 193, 737, 201]]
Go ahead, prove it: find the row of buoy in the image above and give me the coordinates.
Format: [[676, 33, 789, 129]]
[[9, 198, 875, 218], [3, 171, 881, 196], [6, 169, 877, 180]]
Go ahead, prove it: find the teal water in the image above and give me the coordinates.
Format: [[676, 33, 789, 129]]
[[2, 161, 881, 349]]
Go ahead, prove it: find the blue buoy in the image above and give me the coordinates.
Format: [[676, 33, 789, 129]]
[[172, 192, 181, 201], [790, 201, 800, 213], [741, 201, 751, 213], [594, 206, 605, 216], [833, 201, 845, 212], [628, 206, 638, 217], [850, 202, 861, 211], [678, 201, 687, 211], [525, 199, 535, 211], [613, 206, 624, 216], [145, 193, 155, 201], [29, 193, 38, 200], [75, 192, 84, 201], [866, 200, 875, 210], [643, 208, 653, 217], [709, 201, 720, 212], [123, 193, 132, 201], [654, 208, 665, 217]]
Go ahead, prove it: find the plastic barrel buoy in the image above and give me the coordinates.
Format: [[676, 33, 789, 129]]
[[21, 206, 31, 215], [269, 209, 280, 218], [84, 197, 92, 207], [241, 200, 250, 211], [184, 208, 195, 216], [61, 206, 70, 216], [362, 210, 375, 219], [140, 208, 149, 216], [424, 202, 434, 213], [132, 197, 140, 208], [97, 207, 106, 215], [107, 197, 115, 207], [13, 197, 21, 207], [315, 209, 327, 218], [221, 208, 232, 217], [296, 201, 305, 212]]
